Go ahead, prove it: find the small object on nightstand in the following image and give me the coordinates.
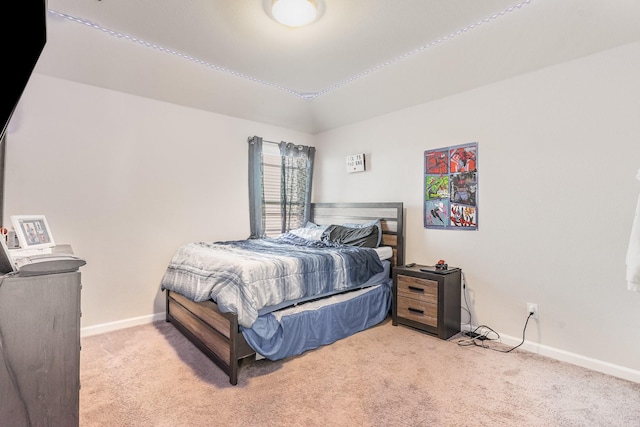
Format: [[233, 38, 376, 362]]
[[405, 263, 415, 268], [435, 259, 448, 270]]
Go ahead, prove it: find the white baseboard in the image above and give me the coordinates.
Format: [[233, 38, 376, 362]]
[[81, 312, 165, 337], [494, 330, 640, 384], [82, 315, 640, 384]]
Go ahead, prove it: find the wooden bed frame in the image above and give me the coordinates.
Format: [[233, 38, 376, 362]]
[[165, 202, 405, 385]]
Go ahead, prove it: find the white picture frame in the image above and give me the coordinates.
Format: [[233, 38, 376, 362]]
[[10, 215, 56, 249]]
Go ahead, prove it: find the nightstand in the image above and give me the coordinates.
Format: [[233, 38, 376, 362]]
[[392, 265, 461, 339]]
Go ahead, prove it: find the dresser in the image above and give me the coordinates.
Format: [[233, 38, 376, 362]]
[[392, 265, 461, 339], [0, 272, 82, 427]]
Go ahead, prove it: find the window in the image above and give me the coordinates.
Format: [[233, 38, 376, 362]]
[[248, 136, 315, 239], [262, 144, 284, 237]]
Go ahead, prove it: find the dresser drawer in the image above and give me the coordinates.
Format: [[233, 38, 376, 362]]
[[396, 295, 437, 327], [397, 275, 437, 303]]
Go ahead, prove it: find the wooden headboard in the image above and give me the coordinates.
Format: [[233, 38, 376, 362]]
[[310, 202, 405, 267]]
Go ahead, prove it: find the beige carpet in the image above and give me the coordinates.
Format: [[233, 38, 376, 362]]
[[79, 318, 640, 426]]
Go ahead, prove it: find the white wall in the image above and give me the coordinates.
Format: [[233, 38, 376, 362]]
[[4, 74, 312, 330], [5, 40, 639, 382], [314, 41, 640, 379]]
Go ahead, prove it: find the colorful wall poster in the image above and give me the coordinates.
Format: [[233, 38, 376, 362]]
[[425, 149, 448, 174], [424, 142, 478, 230], [425, 175, 449, 200], [425, 200, 450, 227]]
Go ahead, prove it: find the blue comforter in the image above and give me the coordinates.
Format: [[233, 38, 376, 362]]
[[161, 233, 384, 328]]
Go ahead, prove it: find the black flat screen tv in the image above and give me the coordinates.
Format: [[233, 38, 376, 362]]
[[1, 2, 48, 140]]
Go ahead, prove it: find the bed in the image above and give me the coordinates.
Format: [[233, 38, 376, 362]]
[[162, 202, 404, 385]]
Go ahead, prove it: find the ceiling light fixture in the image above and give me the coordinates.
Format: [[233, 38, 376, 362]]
[[271, 0, 318, 27]]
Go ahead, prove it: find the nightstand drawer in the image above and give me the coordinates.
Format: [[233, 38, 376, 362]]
[[396, 296, 437, 327], [397, 275, 437, 303]]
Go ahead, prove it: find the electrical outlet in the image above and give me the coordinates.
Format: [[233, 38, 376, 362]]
[[527, 302, 539, 320]]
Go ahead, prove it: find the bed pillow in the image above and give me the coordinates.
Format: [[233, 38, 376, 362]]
[[289, 224, 328, 240], [321, 224, 379, 248], [341, 219, 383, 248]]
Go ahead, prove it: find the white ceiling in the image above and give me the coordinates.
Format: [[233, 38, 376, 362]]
[[36, 0, 640, 134]]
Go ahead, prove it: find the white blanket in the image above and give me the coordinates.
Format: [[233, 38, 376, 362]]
[[627, 169, 640, 292]]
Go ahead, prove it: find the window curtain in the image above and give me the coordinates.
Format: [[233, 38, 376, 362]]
[[248, 136, 265, 239], [279, 141, 315, 233]]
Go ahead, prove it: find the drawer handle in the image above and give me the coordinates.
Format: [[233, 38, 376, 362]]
[[408, 307, 424, 315], [408, 286, 424, 293]]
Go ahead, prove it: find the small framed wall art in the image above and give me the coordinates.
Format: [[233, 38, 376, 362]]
[[424, 142, 478, 230], [10, 214, 56, 249], [346, 153, 365, 173]]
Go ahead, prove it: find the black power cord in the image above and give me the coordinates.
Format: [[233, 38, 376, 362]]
[[497, 312, 534, 353], [458, 312, 534, 353], [458, 272, 536, 353], [460, 271, 474, 331]]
